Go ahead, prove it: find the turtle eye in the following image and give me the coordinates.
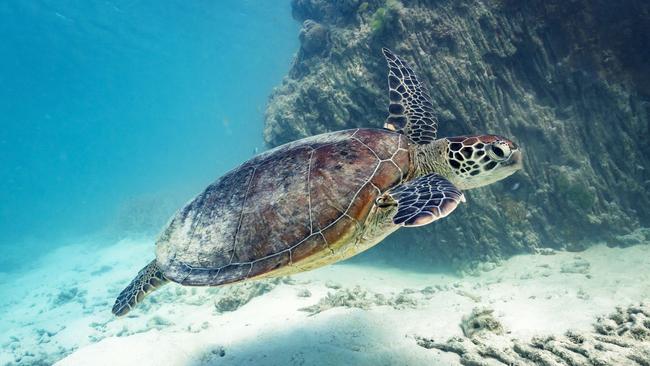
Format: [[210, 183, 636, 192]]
[[487, 143, 511, 161]]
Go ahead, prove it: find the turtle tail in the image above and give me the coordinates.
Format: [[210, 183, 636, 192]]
[[112, 260, 169, 316]]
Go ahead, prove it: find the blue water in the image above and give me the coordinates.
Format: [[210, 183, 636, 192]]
[[1, 2, 649, 366], [0, 1, 298, 269]]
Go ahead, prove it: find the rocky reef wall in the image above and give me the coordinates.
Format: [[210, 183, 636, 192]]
[[264, 0, 650, 269]]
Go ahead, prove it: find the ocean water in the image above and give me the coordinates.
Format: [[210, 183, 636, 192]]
[[0, 1, 298, 271], [2, 1, 649, 366]]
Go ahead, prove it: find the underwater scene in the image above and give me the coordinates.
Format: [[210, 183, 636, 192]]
[[1, 0, 649, 365]]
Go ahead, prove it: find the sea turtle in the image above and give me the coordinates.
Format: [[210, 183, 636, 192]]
[[112, 48, 523, 316]]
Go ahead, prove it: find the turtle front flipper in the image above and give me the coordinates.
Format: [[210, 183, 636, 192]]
[[382, 48, 438, 145], [381, 173, 465, 227], [112, 260, 169, 316]]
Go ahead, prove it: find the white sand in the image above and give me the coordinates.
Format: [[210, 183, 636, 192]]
[[0, 237, 648, 366]]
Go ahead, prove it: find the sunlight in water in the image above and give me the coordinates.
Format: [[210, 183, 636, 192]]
[[0, 1, 648, 365]]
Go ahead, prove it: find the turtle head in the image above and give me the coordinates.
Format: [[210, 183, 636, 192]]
[[444, 135, 522, 190]]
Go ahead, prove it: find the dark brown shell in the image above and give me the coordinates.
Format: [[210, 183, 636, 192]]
[[155, 128, 410, 285]]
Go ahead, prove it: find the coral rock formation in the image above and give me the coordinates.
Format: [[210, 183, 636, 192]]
[[264, 0, 650, 268], [416, 304, 650, 365]]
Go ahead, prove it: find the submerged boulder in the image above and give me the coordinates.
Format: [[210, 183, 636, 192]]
[[265, 0, 650, 268]]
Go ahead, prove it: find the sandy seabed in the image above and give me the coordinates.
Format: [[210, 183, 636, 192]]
[[0, 237, 648, 366]]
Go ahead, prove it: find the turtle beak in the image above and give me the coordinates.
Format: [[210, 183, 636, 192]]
[[509, 150, 523, 170]]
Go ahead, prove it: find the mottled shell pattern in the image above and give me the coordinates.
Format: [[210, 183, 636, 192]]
[[155, 128, 410, 286]]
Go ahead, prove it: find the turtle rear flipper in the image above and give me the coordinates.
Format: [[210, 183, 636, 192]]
[[112, 260, 169, 316], [385, 173, 465, 227]]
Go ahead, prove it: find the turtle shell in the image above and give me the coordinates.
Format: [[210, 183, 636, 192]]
[[155, 128, 410, 286]]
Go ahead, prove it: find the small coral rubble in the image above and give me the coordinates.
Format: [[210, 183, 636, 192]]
[[460, 307, 504, 338], [213, 278, 280, 313], [417, 304, 650, 365], [299, 286, 418, 315]]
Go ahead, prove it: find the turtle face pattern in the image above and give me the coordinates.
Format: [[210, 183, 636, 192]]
[[445, 135, 522, 189]]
